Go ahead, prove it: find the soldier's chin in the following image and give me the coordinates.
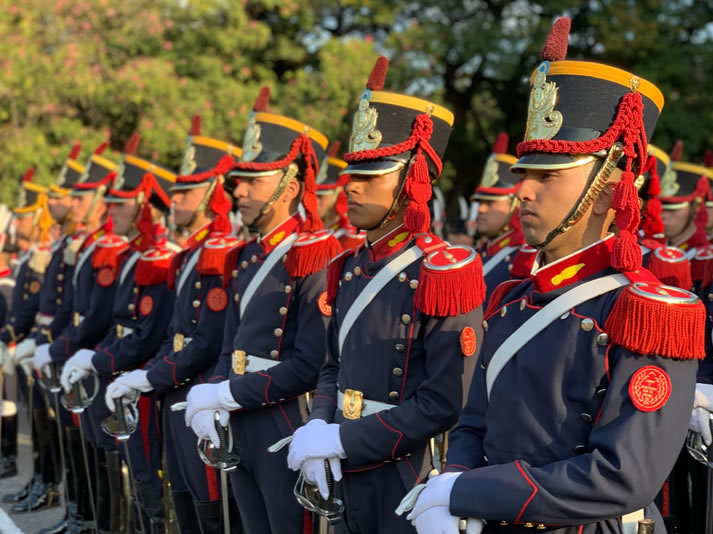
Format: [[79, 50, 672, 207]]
[[522, 226, 545, 248]]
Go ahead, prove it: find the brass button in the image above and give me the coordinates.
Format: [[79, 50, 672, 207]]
[[393, 367, 403, 377], [398, 273, 407, 282], [482, 320, 488, 332], [270, 350, 279, 358], [596, 333, 609, 346], [536, 525, 546, 530], [57, 273, 64, 281], [573, 445, 587, 454], [520, 299, 526, 311], [580, 412, 593, 423], [388, 391, 399, 401], [232, 270, 238, 278], [395, 343, 405, 352], [524, 523, 534, 529], [504, 256, 511, 262], [354, 266, 361, 276], [241, 261, 249, 269], [500, 306, 507, 317], [409, 280, 418, 289], [251, 255, 258, 263], [234, 294, 240, 302], [709, 293, 713, 302], [580, 318, 594, 331], [128, 304, 135, 311], [23, 294, 28, 300], [279, 307, 288, 315], [508, 264, 513, 271], [284, 285, 292, 294], [192, 300, 200, 308], [344, 272, 353, 281], [401, 314, 411, 324], [274, 328, 283, 337], [499, 521, 509, 526], [57, 287, 63, 293], [194, 281, 201, 290], [133, 287, 139, 294], [56, 298, 62, 305]]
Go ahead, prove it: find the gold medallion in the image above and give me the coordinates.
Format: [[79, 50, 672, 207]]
[[241, 115, 262, 162], [342, 389, 363, 420], [349, 92, 382, 152], [180, 144, 197, 175], [480, 154, 499, 188], [232, 350, 247, 375], [524, 61, 563, 142]]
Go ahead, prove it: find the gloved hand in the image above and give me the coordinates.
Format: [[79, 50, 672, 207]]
[[287, 419, 346, 471], [410, 506, 462, 534], [184, 382, 241, 427], [13, 339, 36, 364], [32, 344, 53, 378], [302, 457, 343, 500], [60, 349, 96, 393], [691, 406, 713, 446], [407, 472, 462, 522], [104, 370, 153, 411], [189, 409, 230, 447]]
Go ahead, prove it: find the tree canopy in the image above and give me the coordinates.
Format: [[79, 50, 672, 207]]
[[2, 0, 713, 209]]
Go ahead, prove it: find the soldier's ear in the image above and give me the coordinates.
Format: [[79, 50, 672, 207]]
[[592, 182, 616, 217]]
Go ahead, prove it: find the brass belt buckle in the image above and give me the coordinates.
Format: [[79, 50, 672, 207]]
[[174, 333, 184, 352], [342, 389, 363, 420], [116, 325, 123, 339], [233, 350, 247, 375], [73, 312, 80, 327]]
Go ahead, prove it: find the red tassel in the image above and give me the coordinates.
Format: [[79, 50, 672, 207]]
[[404, 151, 433, 234], [190, 115, 201, 136], [94, 141, 110, 155], [326, 250, 351, 305], [670, 140, 684, 162], [167, 250, 188, 290], [605, 284, 705, 359], [69, 142, 81, 160], [254, 86, 271, 112], [198, 237, 242, 276], [136, 201, 155, 252], [366, 56, 389, 91], [124, 132, 140, 155], [299, 136, 324, 233], [647, 248, 692, 290], [22, 168, 34, 182], [492, 132, 509, 154], [208, 176, 233, 234], [484, 279, 526, 319], [414, 246, 486, 317], [541, 17, 571, 61], [135, 248, 176, 286], [286, 230, 343, 279]]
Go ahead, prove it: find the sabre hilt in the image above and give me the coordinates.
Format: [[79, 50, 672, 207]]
[[44, 362, 62, 393], [213, 412, 239, 471], [115, 396, 131, 441]]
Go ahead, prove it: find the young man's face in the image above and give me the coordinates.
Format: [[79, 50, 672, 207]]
[[475, 197, 512, 239], [71, 193, 93, 223], [13, 214, 33, 241], [317, 191, 338, 220], [48, 195, 72, 222], [107, 200, 137, 236], [171, 185, 209, 228], [661, 204, 692, 239], [344, 169, 402, 230], [233, 170, 296, 228]]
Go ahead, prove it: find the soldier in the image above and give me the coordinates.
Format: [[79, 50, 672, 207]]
[[0, 205, 17, 478], [283, 57, 485, 533], [317, 141, 366, 250], [407, 18, 704, 533], [104, 118, 242, 532], [445, 196, 476, 248], [60, 150, 178, 534], [181, 87, 340, 533]]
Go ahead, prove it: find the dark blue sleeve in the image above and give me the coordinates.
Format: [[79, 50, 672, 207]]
[[0, 265, 41, 343], [208, 284, 240, 383], [309, 310, 340, 423]]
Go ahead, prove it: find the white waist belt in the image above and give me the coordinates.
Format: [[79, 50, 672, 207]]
[[245, 355, 280, 374], [337, 391, 393, 418], [36, 314, 54, 326]]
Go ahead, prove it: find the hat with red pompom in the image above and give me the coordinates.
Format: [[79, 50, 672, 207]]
[[72, 140, 118, 197], [470, 132, 520, 201], [50, 142, 84, 198]]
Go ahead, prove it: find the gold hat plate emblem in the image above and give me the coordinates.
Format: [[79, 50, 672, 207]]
[[660, 166, 679, 197], [525, 61, 563, 142], [349, 91, 382, 153], [241, 114, 263, 163]]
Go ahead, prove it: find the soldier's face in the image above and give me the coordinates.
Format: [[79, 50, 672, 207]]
[[661, 205, 692, 239], [476, 197, 512, 238], [48, 195, 72, 222], [706, 205, 713, 232], [317, 191, 337, 220], [172, 185, 210, 227], [71, 194, 93, 223], [345, 170, 402, 229], [233, 171, 293, 227], [108, 200, 137, 236], [13, 214, 33, 240]]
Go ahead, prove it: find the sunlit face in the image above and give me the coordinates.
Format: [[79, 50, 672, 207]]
[[107, 200, 137, 236], [661, 204, 692, 239], [475, 197, 513, 238], [171, 185, 210, 228], [233, 171, 296, 230], [71, 193, 94, 224], [48, 195, 72, 222], [13, 214, 33, 241], [344, 169, 403, 230], [317, 191, 338, 220]]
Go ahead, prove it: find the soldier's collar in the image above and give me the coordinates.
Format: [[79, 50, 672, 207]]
[[0, 267, 10, 278], [258, 213, 301, 253], [485, 229, 523, 257], [186, 222, 212, 251], [530, 233, 615, 293], [672, 226, 702, 252], [367, 223, 412, 262]]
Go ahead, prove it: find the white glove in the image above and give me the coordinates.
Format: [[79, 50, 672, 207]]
[[2, 349, 15, 375], [104, 370, 153, 411], [302, 458, 343, 500], [465, 519, 485, 534], [189, 409, 230, 447], [184, 382, 241, 427], [694, 384, 713, 411], [13, 339, 36, 363], [287, 419, 346, 471], [411, 506, 461, 534], [0, 342, 9, 368], [691, 407, 713, 446], [32, 344, 53, 378], [407, 472, 462, 522], [60, 349, 96, 393]]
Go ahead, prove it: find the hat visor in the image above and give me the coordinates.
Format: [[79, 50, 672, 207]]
[[510, 153, 597, 171], [344, 159, 406, 176], [228, 168, 284, 178], [169, 180, 214, 193], [661, 200, 690, 210]]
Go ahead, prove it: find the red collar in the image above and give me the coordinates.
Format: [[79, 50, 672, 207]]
[[0, 267, 11, 278], [185, 223, 212, 251], [485, 229, 524, 257], [259, 215, 301, 254], [80, 223, 111, 252], [367, 224, 413, 262], [530, 234, 615, 293]]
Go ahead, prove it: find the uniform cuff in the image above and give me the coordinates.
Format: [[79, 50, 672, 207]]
[[219, 380, 242, 410]]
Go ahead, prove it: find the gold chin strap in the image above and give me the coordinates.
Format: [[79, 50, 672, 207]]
[[249, 163, 299, 228], [532, 142, 625, 249], [82, 184, 108, 226]]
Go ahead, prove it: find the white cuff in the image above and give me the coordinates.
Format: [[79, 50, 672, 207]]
[[218, 380, 241, 411]]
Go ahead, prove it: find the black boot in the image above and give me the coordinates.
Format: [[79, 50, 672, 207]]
[[2, 472, 38, 503], [10, 478, 60, 512], [172, 491, 201, 534], [0, 414, 18, 478], [135, 481, 165, 534], [193, 500, 220, 534]]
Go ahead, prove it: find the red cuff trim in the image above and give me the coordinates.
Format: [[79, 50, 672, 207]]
[[375, 412, 404, 459], [514, 460, 538, 524]]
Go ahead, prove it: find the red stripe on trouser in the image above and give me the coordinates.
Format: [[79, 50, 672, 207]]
[[204, 464, 219, 501], [139, 395, 151, 463], [662, 480, 670, 517], [303, 510, 312, 534]]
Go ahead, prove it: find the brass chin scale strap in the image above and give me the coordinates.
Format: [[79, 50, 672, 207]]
[[246, 163, 299, 231]]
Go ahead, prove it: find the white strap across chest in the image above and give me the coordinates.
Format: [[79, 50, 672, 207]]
[[337, 246, 423, 355], [72, 240, 99, 288], [485, 273, 629, 399], [176, 248, 201, 297], [240, 233, 299, 319], [120, 251, 142, 286], [482, 245, 519, 277]]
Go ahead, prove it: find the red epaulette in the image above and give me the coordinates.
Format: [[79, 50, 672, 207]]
[[604, 269, 705, 360], [326, 248, 354, 305], [645, 245, 692, 290], [221, 241, 249, 288], [91, 233, 129, 271], [285, 229, 343, 279], [484, 279, 527, 320], [135, 246, 178, 287], [413, 234, 486, 317], [197, 236, 243, 276], [167, 250, 188, 291]]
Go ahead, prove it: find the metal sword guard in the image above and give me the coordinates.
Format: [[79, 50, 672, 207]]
[[60, 372, 100, 414], [686, 413, 713, 468], [293, 463, 344, 524], [101, 396, 139, 441], [37, 361, 62, 393], [196, 414, 240, 471]]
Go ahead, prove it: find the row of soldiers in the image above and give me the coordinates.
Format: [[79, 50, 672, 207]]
[[0, 15, 711, 534]]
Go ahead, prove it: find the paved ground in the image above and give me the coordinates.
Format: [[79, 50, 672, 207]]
[[0, 405, 63, 534]]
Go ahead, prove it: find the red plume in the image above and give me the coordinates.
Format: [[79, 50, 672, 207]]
[[670, 140, 684, 162], [22, 168, 34, 182], [541, 17, 571, 61], [68, 142, 81, 160], [366, 56, 389, 91], [94, 141, 110, 155], [123, 132, 140, 155], [253, 87, 271, 112], [492, 132, 509, 154], [705, 149, 713, 168], [327, 141, 341, 158], [190, 114, 201, 136]]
